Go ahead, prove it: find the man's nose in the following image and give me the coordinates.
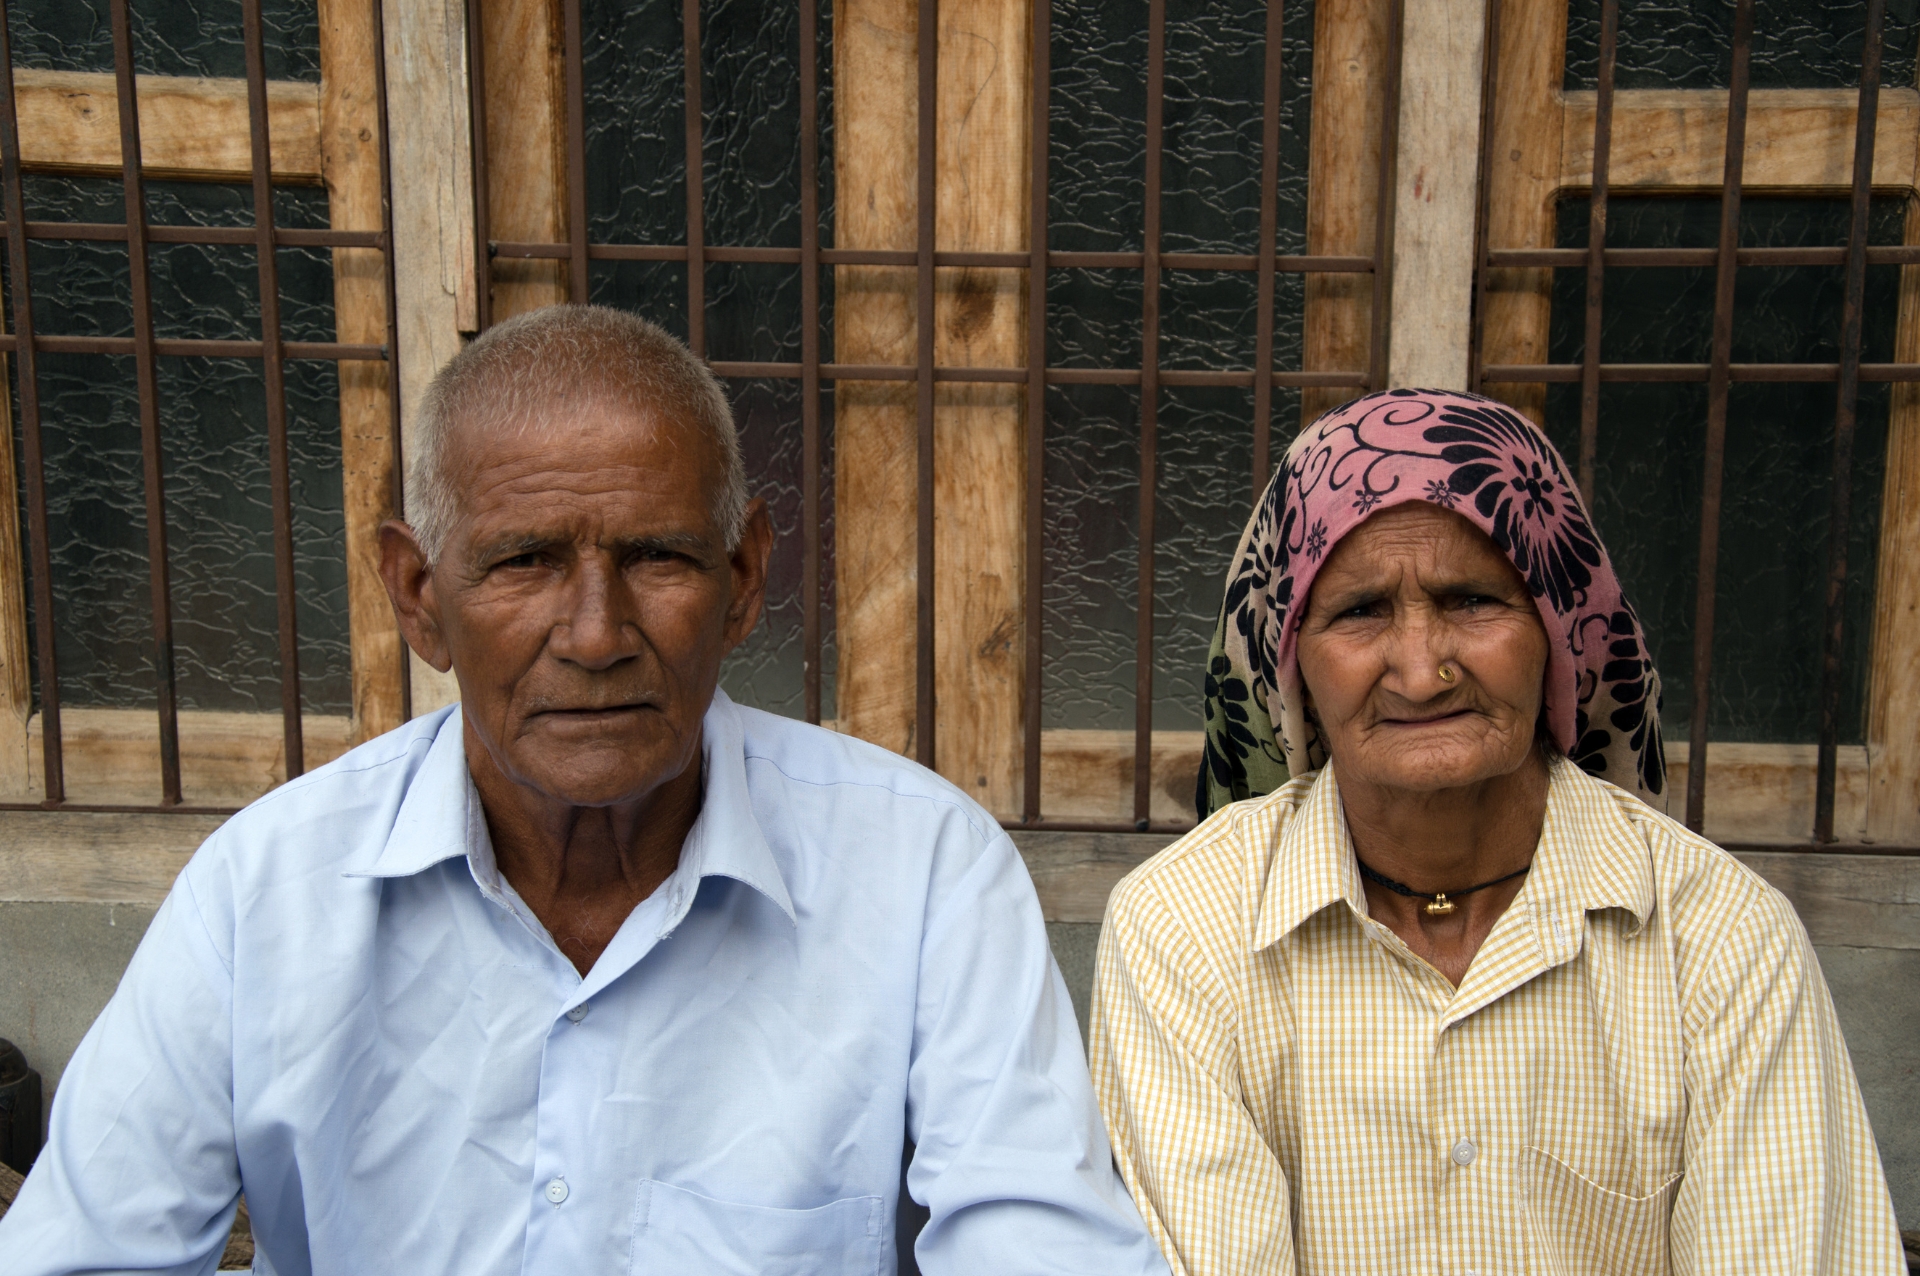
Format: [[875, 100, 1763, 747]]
[[548, 558, 643, 670]]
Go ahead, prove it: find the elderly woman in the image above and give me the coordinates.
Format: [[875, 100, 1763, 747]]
[[1090, 390, 1902, 1274]]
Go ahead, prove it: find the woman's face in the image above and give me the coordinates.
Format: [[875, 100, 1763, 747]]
[[1295, 502, 1549, 795]]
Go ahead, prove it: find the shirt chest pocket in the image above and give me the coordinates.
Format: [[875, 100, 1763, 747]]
[[630, 1179, 885, 1276], [1522, 1147, 1682, 1276]]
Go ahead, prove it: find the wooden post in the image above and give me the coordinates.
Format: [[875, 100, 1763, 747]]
[[1474, 0, 1565, 425], [0, 290, 29, 798], [320, 0, 407, 743], [481, 0, 568, 320], [1302, 0, 1393, 423], [833, 0, 1029, 814], [1867, 195, 1920, 846], [1385, 0, 1487, 389], [379, 0, 476, 716]]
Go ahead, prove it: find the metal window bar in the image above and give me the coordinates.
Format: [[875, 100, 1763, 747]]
[[490, 0, 1399, 834], [1470, 0, 1904, 847], [0, 0, 406, 814]]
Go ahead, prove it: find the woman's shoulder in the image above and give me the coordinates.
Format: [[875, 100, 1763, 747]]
[[1556, 763, 1804, 966], [1106, 773, 1321, 935]]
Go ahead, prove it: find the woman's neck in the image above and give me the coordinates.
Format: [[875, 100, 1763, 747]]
[[1335, 750, 1552, 986]]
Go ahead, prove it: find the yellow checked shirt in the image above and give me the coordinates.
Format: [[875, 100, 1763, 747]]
[[1091, 757, 1903, 1275]]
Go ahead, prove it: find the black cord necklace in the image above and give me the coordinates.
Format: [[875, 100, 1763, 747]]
[[1354, 858, 1531, 917]]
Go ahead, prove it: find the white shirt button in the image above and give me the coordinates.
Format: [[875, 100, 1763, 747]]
[[565, 1002, 589, 1024], [544, 1177, 570, 1205], [1451, 1137, 1477, 1166]]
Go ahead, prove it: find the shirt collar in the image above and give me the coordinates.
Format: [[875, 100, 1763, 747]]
[[343, 691, 796, 925], [1251, 756, 1655, 953]]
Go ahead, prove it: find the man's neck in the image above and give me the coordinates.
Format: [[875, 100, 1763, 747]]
[[466, 722, 706, 976]]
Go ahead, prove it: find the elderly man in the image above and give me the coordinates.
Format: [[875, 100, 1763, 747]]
[[1, 305, 1166, 1276]]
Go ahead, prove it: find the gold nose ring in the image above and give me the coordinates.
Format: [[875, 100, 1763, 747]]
[[1437, 665, 1456, 683]]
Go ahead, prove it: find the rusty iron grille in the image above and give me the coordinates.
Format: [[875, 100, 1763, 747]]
[[1468, 0, 1909, 841], [480, 0, 1406, 833], [0, 0, 405, 814]]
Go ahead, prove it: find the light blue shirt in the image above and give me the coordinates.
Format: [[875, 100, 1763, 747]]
[[1, 692, 1166, 1276]]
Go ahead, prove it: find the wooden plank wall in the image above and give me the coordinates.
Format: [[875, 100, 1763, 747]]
[[833, 0, 1030, 816]]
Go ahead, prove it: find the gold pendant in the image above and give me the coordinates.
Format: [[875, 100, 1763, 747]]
[[1424, 894, 1455, 916]]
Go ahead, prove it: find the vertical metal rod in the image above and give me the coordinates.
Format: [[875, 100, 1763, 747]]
[[371, 0, 410, 721], [1135, 0, 1165, 828], [1252, 0, 1283, 498], [465, 0, 493, 333], [800, 0, 822, 726], [0, 4, 64, 803], [1367, 0, 1404, 391], [241, 0, 304, 780], [1685, 0, 1755, 833], [1465, 0, 1502, 391], [109, 0, 183, 805], [915, 0, 937, 770], [682, 0, 706, 355], [1578, 0, 1619, 503], [1814, 0, 1885, 842], [1022, 0, 1049, 822], [563, 0, 590, 302]]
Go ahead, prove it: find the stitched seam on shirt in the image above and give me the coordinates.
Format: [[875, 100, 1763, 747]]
[[743, 751, 1000, 847], [176, 863, 236, 979]]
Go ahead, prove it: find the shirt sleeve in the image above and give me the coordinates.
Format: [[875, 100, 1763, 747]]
[[1089, 876, 1295, 1276], [0, 871, 243, 1276], [902, 825, 1170, 1276], [1670, 884, 1905, 1275]]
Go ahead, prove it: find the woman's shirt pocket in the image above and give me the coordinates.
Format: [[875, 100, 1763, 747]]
[[1522, 1146, 1682, 1276], [629, 1179, 886, 1276]]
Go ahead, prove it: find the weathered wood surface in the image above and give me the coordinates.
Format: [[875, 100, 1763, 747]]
[[1038, 729, 1204, 828], [1560, 88, 1920, 191], [1867, 198, 1920, 847], [0, 289, 28, 798], [481, 0, 569, 318], [380, 0, 475, 716], [831, 0, 1031, 818], [931, 0, 1029, 817], [1385, 0, 1488, 390], [832, 0, 921, 756], [0, 810, 226, 904], [24, 710, 351, 808], [1301, 0, 1392, 423], [12, 69, 321, 181], [1014, 829, 1177, 924], [320, 0, 407, 744], [1474, 0, 1564, 423]]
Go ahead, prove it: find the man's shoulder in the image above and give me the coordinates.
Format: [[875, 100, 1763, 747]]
[[193, 709, 455, 874], [729, 703, 1005, 850]]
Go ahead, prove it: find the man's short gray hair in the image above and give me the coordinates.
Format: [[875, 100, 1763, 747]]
[[408, 305, 747, 562]]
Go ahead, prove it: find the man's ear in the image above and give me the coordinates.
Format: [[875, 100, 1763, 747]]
[[378, 519, 453, 673], [721, 498, 774, 654]]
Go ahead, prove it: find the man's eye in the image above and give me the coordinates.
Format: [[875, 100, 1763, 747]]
[[498, 552, 541, 569]]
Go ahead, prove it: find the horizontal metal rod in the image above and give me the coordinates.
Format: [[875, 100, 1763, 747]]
[[0, 220, 384, 249], [1490, 244, 1920, 269], [0, 800, 244, 816], [0, 334, 387, 360], [706, 360, 1369, 387], [491, 239, 1375, 274], [1483, 361, 1920, 383]]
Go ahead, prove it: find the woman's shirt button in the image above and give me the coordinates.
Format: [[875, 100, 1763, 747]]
[[1450, 1137, 1477, 1166]]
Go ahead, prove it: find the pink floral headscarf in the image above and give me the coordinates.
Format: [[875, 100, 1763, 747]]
[[1197, 389, 1665, 816]]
